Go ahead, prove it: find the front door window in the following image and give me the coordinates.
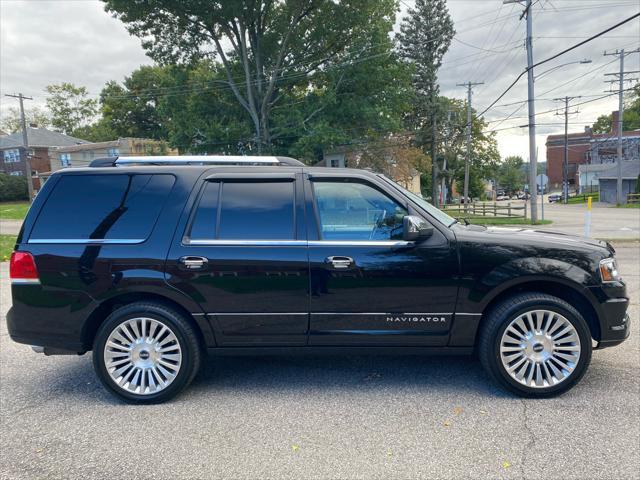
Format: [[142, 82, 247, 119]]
[[312, 181, 407, 241]]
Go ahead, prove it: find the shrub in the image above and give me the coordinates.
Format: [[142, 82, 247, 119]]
[[0, 173, 29, 201]]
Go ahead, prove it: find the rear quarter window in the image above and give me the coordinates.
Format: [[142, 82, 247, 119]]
[[30, 174, 175, 241]]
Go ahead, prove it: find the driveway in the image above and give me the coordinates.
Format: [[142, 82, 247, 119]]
[[0, 245, 638, 479]]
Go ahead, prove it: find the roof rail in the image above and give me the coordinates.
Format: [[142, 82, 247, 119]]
[[88, 155, 305, 167]]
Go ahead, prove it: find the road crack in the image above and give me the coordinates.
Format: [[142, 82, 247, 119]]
[[519, 399, 536, 479]]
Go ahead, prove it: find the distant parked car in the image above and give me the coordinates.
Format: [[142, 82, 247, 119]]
[[548, 194, 562, 203], [517, 192, 530, 200], [496, 194, 509, 201]]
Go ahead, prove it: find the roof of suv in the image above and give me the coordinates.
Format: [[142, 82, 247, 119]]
[[50, 155, 379, 179]]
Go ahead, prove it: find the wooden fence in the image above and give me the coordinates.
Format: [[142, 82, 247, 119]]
[[440, 202, 527, 219], [627, 193, 640, 204]]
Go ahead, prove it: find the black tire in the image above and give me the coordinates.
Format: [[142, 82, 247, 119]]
[[478, 292, 592, 398], [93, 302, 202, 404]]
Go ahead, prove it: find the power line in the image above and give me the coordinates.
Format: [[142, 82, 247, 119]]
[[477, 12, 640, 118]]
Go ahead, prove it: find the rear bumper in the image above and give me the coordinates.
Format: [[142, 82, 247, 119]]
[[6, 306, 87, 354]]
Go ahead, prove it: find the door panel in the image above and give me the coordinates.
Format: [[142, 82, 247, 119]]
[[166, 173, 309, 346], [307, 177, 459, 346]]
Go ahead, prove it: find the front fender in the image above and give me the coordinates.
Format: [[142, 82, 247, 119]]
[[461, 256, 600, 313]]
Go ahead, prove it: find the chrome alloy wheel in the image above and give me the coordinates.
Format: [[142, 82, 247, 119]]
[[103, 317, 182, 395], [499, 309, 581, 388]]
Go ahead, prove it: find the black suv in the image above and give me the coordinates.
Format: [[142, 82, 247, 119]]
[[7, 155, 630, 403]]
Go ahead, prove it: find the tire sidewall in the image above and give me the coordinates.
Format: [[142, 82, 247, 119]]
[[489, 297, 592, 397], [93, 304, 196, 404]]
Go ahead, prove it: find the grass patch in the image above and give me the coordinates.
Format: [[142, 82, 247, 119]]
[[0, 235, 17, 262], [0, 201, 30, 220], [617, 203, 640, 208], [566, 193, 599, 204], [461, 217, 553, 226]]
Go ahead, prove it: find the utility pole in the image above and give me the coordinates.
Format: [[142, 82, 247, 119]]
[[554, 96, 580, 204], [431, 106, 439, 207], [456, 81, 483, 211], [440, 109, 453, 205], [4, 93, 35, 201], [604, 48, 640, 204], [504, 0, 537, 222]]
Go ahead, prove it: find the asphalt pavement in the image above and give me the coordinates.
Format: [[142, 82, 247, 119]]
[[0, 245, 638, 480]]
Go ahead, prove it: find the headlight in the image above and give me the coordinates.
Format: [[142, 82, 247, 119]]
[[599, 258, 622, 283]]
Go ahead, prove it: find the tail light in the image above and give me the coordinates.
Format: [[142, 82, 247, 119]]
[[9, 251, 40, 284]]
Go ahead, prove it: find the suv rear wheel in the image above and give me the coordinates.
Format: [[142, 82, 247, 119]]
[[93, 302, 202, 404], [478, 293, 592, 398]]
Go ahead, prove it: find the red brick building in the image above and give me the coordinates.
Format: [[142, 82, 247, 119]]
[[546, 111, 639, 191], [0, 127, 88, 190]]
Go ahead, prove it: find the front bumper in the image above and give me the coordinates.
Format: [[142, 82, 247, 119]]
[[596, 297, 631, 349]]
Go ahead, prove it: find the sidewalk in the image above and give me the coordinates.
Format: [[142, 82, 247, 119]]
[[0, 220, 22, 236]]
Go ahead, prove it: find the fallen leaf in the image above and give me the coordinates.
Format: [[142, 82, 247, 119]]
[[443, 421, 451, 427], [292, 445, 299, 452], [387, 450, 393, 457], [479, 410, 488, 415], [453, 407, 464, 415], [502, 461, 511, 469]]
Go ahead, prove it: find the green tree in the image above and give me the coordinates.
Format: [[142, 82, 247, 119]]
[[0, 106, 50, 133], [93, 32, 410, 161], [102, 0, 400, 154], [45, 83, 98, 135], [397, 0, 455, 203], [432, 97, 499, 201], [497, 155, 525, 195], [592, 83, 640, 134]]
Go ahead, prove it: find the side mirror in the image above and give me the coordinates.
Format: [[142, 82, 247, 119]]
[[403, 215, 434, 242]]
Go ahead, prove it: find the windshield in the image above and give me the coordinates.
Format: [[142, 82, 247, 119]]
[[379, 176, 457, 227]]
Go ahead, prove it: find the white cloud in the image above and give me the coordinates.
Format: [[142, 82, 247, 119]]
[[1, 0, 638, 162]]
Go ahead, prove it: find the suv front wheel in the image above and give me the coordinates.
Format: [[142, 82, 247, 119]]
[[478, 293, 592, 398], [93, 302, 202, 404]]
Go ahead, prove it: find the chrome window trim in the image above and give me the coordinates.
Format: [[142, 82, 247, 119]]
[[308, 240, 413, 247], [186, 239, 307, 246], [27, 239, 145, 245], [183, 239, 412, 247]]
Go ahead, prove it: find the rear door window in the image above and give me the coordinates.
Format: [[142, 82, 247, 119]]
[[30, 174, 175, 241], [188, 180, 296, 241]]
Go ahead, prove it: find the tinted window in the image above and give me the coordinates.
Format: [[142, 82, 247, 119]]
[[189, 180, 295, 240], [313, 181, 407, 241], [31, 174, 175, 240], [189, 182, 220, 240]]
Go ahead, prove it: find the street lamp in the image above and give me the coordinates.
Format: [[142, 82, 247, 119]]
[[535, 59, 592, 81]]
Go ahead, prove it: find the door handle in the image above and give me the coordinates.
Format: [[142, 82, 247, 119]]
[[179, 256, 208, 270], [325, 256, 354, 269]]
